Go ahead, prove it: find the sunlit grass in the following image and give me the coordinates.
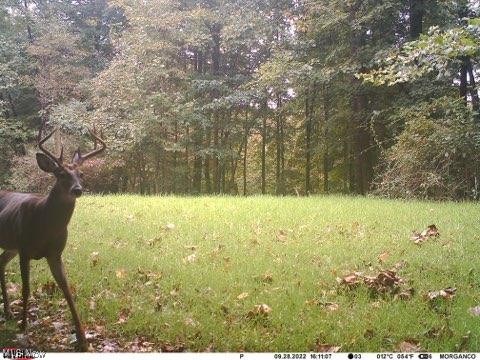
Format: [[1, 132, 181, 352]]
[[3, 195, 480, 351]]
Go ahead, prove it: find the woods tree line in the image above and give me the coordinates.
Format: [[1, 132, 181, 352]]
[[1, 0, 479, 199]]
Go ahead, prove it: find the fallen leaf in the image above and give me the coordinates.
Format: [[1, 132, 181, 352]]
[[469, 306, 480, 316], [161, 342, 185, 352], [164, 223, 175, 231], [170, 288, 179, 297], [411, 224, 440, 244], [237, 292, 249, 300], [395, 287, 415, 300], [89, 299, 96, 310], [262, 273, 274, 283], [337, 272, 362, 287], [325, 302, 339, 311], [184, 317, 198, 327], [315, 343, 341, 352], [378, 252, 390, 263], [276, 229, 288, 242], [426, 287, 456, 301], [115, 269, 127, 279], [116, 308, 130, 324], [183, 253, 196, 264], [396, 339, 421, 352], [90, 252, 99, 267], [247, 304, 272, 317]]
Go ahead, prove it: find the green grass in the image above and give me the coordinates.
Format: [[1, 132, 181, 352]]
[[1, 195, 480, 351]]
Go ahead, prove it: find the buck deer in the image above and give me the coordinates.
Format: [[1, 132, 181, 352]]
[[0, 122, 106, 351]]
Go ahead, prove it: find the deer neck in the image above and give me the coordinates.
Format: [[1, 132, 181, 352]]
[[44, 182, 76, 227]]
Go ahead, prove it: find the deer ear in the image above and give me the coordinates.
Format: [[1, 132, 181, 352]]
[[36, 153, 58, 173], [72, 149, 82, 165]]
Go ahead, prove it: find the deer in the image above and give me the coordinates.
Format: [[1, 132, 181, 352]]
[[0, 122, 106, 351]]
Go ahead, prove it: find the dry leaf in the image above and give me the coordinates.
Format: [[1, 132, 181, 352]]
[[90, 252, 99, 267], [164, 223, 175, 231], [184, 317, 198, 327], [411, 224, 439, 244], [262, 273, 274, 283], [395, 288, 415, 300], [315, 343, 341, 352], [248, 304, 272, 317], [276, 229, 288, 242], [396, 340, 421, 352], [426, 287, 456, 301], [325, 302, 339, 311], [237, 292, 249, 300], [183, 253, 196, 264], [469, 306, 480, 316], [337, 272, 362, 287], [115, 269, 127, 279], [116, 308, 130, 324], [378, 252, 390, 263]]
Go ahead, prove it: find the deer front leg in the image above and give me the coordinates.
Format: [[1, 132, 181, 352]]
[[0, 250, 18, 319], [47, 255, 88, 352], [19, 254, 30, 331]]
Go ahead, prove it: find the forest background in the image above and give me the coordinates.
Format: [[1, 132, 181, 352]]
[[1, 0, 479, 200]]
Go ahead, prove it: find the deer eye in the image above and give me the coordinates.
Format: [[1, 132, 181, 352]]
[[78, 171, 84, 179]]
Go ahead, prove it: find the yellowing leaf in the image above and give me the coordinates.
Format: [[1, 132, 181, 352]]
[[165, 223, 175, 230], [115, 269, 127, 279], [90, 252, 99, 267], [237, 292, 249, 300], [183, 253, 196, 264]]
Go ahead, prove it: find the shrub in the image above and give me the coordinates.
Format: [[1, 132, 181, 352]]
[[373, 97, 480, 200]]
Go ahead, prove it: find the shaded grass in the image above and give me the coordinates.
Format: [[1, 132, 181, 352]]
[[1, 195, 479, 351]]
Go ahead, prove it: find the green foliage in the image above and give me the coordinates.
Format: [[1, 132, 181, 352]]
[[361, 26, 480, 86], [374, 97, 480, 199]]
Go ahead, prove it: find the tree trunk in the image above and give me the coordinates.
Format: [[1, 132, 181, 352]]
[[23, 0, 34, 43], [466, 57, 480, 115], [261, 115, 267, 194], [205, 127, 212, 193], [243, 109, 249, 196], [305, 86, 312, 195], [409, 0, 424, 39], [275, 95, 285, 195], [323, 89, 330, 193]]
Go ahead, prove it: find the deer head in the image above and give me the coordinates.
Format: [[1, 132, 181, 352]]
[[36, 123, 106, 198]]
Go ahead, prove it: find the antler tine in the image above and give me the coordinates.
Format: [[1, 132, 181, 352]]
[[78, 127, 106, 162], [38, 121, 63, 166]]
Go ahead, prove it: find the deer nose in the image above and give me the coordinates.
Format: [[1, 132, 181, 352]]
[[71, 186, 83, 197]]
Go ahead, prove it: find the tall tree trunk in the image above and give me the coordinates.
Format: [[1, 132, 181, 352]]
[[243, 109, 249, 196], [323, 88, 330, 193], [409, 0, 424, 39], [185, 125, 191, 194], [205, 127, 212, 193], [261, 115, 267, 194], [275, 95, 285, 195], [23, 0, 34, 43], [460, 57, 468, 102], [305, 86, 312, 195], [173, 121, 178, 193], [466, 57, 480, 115]]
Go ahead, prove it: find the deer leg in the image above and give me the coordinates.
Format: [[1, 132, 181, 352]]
[[0, 250, 18, 319], [19, 254, 30, 331], [47, 255, 88, 352]]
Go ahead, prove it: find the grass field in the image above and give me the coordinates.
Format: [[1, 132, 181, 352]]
[[1, 195, 479, 352]]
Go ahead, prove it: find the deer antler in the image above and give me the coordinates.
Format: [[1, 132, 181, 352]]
[[38, 120, 64, 166], [74, 126, 106, 165]]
